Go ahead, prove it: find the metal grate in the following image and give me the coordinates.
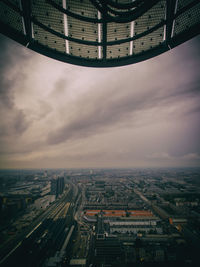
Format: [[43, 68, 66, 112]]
[[33, 23, 66, 52], [67, 16, 99, 42], [32, 0, 65, 35], [174, 2, 200, 35], [68, 41, 99, 59], [107, 22, 131, 42], [176, 0, 194, 11], [0, 2, 23, 33], [107, 42, 130, 59], [66, 0, 98, 19], [134, 0, 166, 35], [133, 26, 164, 54], [0, 0, 199, 67]]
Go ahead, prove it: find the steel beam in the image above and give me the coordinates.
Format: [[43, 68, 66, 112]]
[[20, 0, 32, 41], [166, 0, 177, 47]]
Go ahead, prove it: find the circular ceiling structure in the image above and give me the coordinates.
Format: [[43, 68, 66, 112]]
[[0, 0, 200, 67]]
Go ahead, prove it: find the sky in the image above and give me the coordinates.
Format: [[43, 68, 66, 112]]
[[0, 33, 200, 169]]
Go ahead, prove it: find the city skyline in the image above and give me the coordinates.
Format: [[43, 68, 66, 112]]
[[0, 34, 200, 169]]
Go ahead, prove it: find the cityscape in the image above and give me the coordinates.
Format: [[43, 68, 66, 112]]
[[0, 168, 200, 266], [0, 1, 199, 266]]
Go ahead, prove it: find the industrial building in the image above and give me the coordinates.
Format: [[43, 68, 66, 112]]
[[108, 220, 162, 234], [33, 195, 55, 210]]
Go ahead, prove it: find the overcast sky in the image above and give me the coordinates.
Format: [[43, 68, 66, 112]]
[[0, 33, 199, 169]]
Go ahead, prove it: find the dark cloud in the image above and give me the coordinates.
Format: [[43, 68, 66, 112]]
[[0, 33, 200, 168], [0, 34, 32, 137], [46, 60, 200, 146], [13, 110, 30, 134]]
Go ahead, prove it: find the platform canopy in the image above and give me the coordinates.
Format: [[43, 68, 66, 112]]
[[0, 0, 199, 67]]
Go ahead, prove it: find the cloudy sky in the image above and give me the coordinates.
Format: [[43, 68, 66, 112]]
[[0, 33, 199, 169]]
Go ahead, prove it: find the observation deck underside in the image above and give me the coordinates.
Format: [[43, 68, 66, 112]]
[[0, 0, 199, 67]]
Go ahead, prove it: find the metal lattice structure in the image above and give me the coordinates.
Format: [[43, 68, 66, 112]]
[[0, 0, 199, 67]]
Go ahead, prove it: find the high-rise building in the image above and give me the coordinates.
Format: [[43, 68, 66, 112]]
[[51, 177, 64, 198]]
